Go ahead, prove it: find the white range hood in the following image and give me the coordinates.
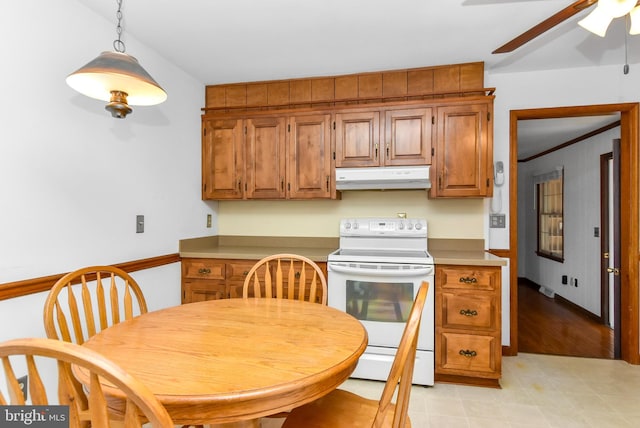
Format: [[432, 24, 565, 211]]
[[335, 166, 431, 190]]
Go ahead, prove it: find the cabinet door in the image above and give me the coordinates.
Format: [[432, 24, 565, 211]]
[[287, 113, 332, 199], [335, 110, 381, 167], [432, 103, 493, 197], [246, 117, 287, 199], [384, 108, 433, 166], [202, 118, 245, 199]]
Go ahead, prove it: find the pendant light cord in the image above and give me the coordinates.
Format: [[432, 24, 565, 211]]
[[624, 15, 630, 74], [113, 0, 126, 53]]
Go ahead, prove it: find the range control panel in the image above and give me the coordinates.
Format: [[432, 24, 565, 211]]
[[340, 217, 427, 237]]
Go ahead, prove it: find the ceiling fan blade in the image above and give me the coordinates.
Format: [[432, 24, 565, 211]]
[[492, 0, 597, 54]]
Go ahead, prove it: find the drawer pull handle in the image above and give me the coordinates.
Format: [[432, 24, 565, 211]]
[[459, 309, 478, 317], [459, 277, 478, 284], [459, 349, 477, 358], [198, 268, 212, 274]]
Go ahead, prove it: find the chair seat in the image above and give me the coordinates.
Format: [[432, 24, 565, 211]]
[[282, 389, 411, 428]]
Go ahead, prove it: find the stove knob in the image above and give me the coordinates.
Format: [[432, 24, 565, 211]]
[[407, 223, 413, 230], [415, 223, 422, 230], [398, 222, 404, 230], [344, 222, 351, 229], [353, 222, 359, 229]]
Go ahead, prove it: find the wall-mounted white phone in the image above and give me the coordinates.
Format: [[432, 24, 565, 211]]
[[490, 161, 505, 214], [494, 161, 505, 187]]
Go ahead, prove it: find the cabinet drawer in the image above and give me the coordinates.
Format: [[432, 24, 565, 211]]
[[439, 292, 496, 330], [182, 259, 226, 280], [437, 331, 498, 375], [226, 260, 257, 282], [182, 280, 227, 303], [438, 266, 499, 291]]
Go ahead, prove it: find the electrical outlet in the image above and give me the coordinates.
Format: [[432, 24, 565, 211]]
[[562, 275, 568, 285], [17, 375, 28, 401], [206, 214, 212, 228]]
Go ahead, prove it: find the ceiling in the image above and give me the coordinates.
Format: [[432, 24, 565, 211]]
[[517, 114, 620, 159], [77, 0, 632, 156]]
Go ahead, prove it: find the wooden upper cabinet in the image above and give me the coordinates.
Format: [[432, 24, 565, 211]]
[[335, 110, 381, 167], [431, 101, 493, 198], [287, 113, 332, 199], [335, 107, 432, 168], [384, 107, 433, 166], [245, 117, 287, 199], [202, 118, 244, 199]]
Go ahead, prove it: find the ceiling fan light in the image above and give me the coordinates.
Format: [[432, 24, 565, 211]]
[[578, 6, 614, 37], [597, 0, 638, 18], [629, 6, 640, 34]]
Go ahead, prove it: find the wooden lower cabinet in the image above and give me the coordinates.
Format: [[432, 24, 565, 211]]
[[435, 264, 502, 387], [181, 257, 327, 303]]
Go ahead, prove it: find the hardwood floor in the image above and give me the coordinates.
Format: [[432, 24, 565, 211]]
[[518, 279, 614, 359]]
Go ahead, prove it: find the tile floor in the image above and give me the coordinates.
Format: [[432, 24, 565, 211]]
[[261, 352, 640, 427]]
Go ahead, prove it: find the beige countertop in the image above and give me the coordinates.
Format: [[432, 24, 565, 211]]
[[180, 236, 506, 267], [429, 249, 506, 267], [179, 236, 338, 262]]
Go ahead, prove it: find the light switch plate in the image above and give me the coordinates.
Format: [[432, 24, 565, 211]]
[[136, 215, 144, 233]]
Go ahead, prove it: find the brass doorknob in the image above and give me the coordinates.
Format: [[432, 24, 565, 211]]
[[607, 267, 620, 276]]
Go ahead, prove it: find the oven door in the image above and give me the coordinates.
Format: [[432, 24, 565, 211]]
[[327, 261, 434, 351]]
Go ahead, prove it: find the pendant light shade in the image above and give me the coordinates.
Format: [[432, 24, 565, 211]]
[[66, 0, 166, 118]]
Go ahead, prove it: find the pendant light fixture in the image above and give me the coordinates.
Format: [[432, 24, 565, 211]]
[[66, 0, 167, 118]]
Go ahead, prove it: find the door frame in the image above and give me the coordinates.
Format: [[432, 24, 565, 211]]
[[508, 103, 639, 363]]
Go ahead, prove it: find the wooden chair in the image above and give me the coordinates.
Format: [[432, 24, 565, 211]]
[[242, 253, 328, 305], [282, 281, 430, 428], [43, 266, 148, 345], [0, 337, 174, 427]]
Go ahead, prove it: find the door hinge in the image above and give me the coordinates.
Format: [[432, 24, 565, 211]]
[[604, 252, 609, 259]]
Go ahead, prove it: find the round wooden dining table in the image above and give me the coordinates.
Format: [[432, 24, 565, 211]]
[[76, 298, 368, 427]]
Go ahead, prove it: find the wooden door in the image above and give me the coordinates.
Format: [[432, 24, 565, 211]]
[[384, 107, 433, 166], [335, 110, 381, 167], [245, 117, 287, 199], [432, 102, 493, 197], [202, 118, 245, 199], [287, 113, 332, 199]]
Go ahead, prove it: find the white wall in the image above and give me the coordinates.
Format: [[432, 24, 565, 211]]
[[0, 2, 214, 343], [518, 129, 617, 315]]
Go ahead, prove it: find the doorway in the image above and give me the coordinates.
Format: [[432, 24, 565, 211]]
[[508, 104, 640, 364]]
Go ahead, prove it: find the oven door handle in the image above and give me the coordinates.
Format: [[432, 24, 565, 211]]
[[329, 264, 434, 277]]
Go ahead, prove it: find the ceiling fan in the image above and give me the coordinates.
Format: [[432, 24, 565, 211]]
[[493, 0, 640, 54]]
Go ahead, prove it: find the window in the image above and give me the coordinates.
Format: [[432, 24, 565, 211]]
[[535, 168, 564, 262]]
